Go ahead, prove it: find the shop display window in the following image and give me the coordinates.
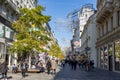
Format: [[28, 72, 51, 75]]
[[104, 46, 108, 69], [115, 40, 120, 71], [100, 48, 104, 68]]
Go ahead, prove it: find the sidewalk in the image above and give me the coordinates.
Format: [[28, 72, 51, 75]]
[[6, 72, 54, 80], [0, 66, 61, 80], [2, 65, 120, 80]]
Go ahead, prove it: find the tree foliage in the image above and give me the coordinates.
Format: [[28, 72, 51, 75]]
[[9, 5, 51, 55], [48, 43, 65, 59]]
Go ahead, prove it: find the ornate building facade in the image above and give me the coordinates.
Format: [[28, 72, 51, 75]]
[[96, 0, 120, 71]]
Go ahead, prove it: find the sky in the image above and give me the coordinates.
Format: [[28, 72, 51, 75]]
[[38, 0, 97, 49]]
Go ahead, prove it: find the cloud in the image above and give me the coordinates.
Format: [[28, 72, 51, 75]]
[[54, 18, 72, 32]]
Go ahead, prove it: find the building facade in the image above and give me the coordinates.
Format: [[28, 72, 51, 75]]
[[78, 4, 95, 48], [80, 14, 97, 67], [96, 0, 120, 71], [78, 4, 95, 39], [12, 0, 37, 9], [0, 0, 38, 65]]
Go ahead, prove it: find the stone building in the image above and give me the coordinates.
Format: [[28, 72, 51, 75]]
[[96, 0, 120, 71], [78, 4, 95, 44], [0, 0, 38, 66], [80, 14, 97, 67]]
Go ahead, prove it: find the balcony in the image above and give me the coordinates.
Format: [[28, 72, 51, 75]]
[[5, 0, 19, 13], [96, 0, 113, 23]]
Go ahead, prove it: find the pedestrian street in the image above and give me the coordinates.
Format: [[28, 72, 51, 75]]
[[53, 65, 120, 80], [1, 72, 54, 80], [1, 64, 120, 80]]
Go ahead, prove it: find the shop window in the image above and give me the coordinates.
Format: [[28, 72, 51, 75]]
[[115, 40, 120, 71], [104, 46, 108, 69], [100, 48, 104, 68]]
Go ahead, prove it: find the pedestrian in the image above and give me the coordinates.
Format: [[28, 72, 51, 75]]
[[0, 59, 8, 80], [12, 64, 17, 73], [46, 58, 52, 74], [72, 55, 77, 70], [61, 60, 65, 68], [51, 58, 57, 74], [20, 61, 28, 77]]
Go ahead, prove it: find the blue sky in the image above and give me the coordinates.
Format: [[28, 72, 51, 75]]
[[38, 0, 97, 48]]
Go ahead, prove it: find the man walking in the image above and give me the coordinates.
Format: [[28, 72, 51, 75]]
[[20, 61, 28, 77]]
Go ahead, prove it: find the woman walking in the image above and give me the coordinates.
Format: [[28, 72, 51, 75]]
[[51, 58, 57, 74]]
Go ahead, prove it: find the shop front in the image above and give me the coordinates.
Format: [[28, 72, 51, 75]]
[[114, 40, 120, 71], [99, 40, 120, 72]]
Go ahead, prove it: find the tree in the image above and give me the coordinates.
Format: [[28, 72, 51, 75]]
[[9, 5, 51, 60], [48, 42, 65, 60]]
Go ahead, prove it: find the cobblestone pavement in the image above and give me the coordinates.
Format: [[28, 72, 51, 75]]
[[1, 65, 120, 80], [0, 67, 59, 80], [0, 72, 55, 80], [53, 65, 120, 80], [12, 73, 54, 80]]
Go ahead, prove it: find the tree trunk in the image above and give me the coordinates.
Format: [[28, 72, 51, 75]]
[[28, 54, 31, 69]]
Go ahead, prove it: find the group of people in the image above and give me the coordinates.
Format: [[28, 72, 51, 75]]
[[35, 60, 45, 72], [30, 57, 58, 74], [46, 58, 57, 74], [61, 54, 94, 71], [12, 61, 28, 77], [0, 57, 58, 80]]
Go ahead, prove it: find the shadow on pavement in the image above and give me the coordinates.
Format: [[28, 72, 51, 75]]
[[0, 76, 12, 80], [52, 65, 120, 80]]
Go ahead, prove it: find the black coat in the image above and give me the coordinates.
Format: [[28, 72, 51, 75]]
[[46, 61, 51, 69]]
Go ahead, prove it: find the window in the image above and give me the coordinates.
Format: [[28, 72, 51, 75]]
[[115, 40, 120, 71], [5, 26, 14, 39], [98, 27, 100, 38], [111, 16, 113, 30], [102, 25, 104, 36], [104, 46, 108, 69], [106, 21, 108, 33], [85, 14, 87, 18], [117, 11, 120, 26], [100, 48, 104, 68], [0, 26, 4, 38]]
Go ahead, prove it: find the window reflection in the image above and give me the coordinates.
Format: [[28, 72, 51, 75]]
[[100, 48, 104, 68], [115, 40, 120, 71], [104, 46, 108, 69]]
